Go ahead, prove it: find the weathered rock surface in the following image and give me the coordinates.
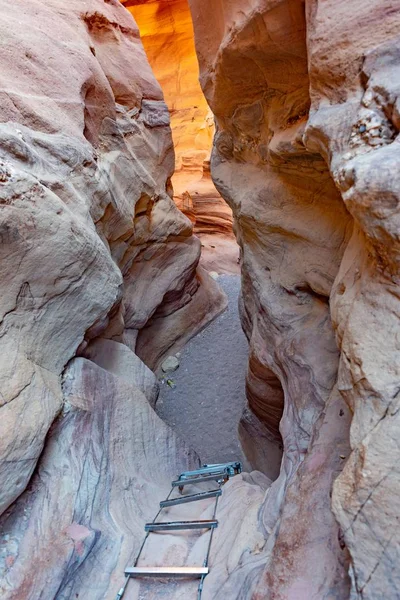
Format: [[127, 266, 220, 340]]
[[190, 0, 400, 598], [0, 0, 227, 589], [306, 4, 400, 598], [198, 233, 241, 275], [3, 0, 399, 597], [0, 346, 270, 600], [136, 265, 227, 371]]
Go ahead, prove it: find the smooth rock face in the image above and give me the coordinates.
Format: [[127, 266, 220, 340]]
[[125, 0, 235, 240], [189, 0, 400, 598], [83, 337, 159, 407], [125, 0, 213, 173], [0, 0, 226, 562]]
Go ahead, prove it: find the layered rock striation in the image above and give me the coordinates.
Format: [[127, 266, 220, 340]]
[[2, 0, 398, 598], [190, 0, 400, 598], [0, 1, 226, 596]]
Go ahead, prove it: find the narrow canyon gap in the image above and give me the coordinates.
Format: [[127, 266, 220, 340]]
[[124, 0, 255, 468], [126, 0, 241, 274], [0, 2, 266, 599], [0, 1, 399, 600]]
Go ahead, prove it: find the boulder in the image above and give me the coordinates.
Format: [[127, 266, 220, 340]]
[[161, 355, 180, 373]]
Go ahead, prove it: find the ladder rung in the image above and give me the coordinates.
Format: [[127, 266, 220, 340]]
[[172, 473, 228, 487], [145, 520, 218, 532], [160, 489, 221, 508], [125, 566, 208, 578]]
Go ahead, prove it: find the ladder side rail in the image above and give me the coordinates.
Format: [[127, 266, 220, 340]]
[[197, 482, 221, 600], [116, 486, 174, 600]]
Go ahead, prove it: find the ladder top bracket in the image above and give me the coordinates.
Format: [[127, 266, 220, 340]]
[[178, 461, 242, 480], [172, 473, 228, 487]]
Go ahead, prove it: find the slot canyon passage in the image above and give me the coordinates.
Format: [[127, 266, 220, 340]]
[[0, 0, 400, 599]]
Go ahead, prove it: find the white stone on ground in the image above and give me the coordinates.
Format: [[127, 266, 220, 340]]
[[161, 355, 180, 373]]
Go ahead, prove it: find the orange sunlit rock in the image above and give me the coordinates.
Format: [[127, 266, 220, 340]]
[[124, 0, 233, 243], [126, 0, 211, 171]]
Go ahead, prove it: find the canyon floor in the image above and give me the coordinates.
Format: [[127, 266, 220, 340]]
[[157, 274, 248, 466]]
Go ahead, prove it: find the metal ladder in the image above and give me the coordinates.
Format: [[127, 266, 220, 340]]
[[116, 461, 242, 599]]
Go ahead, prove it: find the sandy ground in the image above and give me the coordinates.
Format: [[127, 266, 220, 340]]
[[156, 275, 248, 466]]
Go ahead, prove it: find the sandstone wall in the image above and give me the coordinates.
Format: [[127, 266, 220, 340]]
[[125, 0, 212, 173], [0, 1, 226, 596], [189, 0, 400, 597], [124, 0, 234, 238]]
